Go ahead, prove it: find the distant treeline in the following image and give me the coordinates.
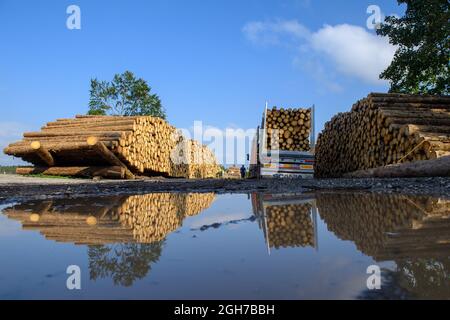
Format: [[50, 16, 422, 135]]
[[0, 166, 17, 174]]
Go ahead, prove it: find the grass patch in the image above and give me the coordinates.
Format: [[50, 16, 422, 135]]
[[24, 174, 72, 179]]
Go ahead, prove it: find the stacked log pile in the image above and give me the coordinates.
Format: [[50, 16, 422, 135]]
[[170, 138, 219, 178], [316, 193, 450, 260], [2, 193, 216, 245], [315, 93, 450, 178], [265, 107, 311, 151], [265, 203, 314, 249], [224, 166, 241, 179], [4, 115, 220, 179]]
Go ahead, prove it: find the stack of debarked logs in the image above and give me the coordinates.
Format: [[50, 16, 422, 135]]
[[3, 115, 220, 179], [265, 107, 311, 152], [315, 93, 450, 178]]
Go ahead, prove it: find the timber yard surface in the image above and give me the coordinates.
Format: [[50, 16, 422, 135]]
[[1, 174, 449, 204]]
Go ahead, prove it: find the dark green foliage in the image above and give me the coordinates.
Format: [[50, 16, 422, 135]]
[[377, 0, 449, 94], [88, 242, 164, 287], [88, 71, 166, 118]]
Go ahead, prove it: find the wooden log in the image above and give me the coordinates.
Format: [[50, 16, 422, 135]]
[[16, 166, 125, 179], [45, 118, 138, 127], [343, 155, 450, 178], [372, 102, 450, 110], [369, 93, 450, 104], [86, 137, 135, 179], [4, 141, 116, 155], [389, 124, 450, 135], [30, 141, 55, 166], [385, 116, 450, 126], [41, 125, 135, 132], [24, 131, 124, 138]]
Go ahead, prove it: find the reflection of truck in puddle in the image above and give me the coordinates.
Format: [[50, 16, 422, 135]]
[[251, 193, 318, 253]]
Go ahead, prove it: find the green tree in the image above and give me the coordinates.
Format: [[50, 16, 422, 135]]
[[88, 242, 164, 287], [377, 0, 449, 95], [88, 71, 166, 118]]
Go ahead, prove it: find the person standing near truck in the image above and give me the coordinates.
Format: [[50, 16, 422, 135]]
[[240, 165, 246, 179]]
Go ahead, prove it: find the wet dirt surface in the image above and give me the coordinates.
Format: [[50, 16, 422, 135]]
[[1, 174, 449, 204]]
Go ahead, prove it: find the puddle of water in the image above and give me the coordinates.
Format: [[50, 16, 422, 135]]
[[0, 192, 448, 299]]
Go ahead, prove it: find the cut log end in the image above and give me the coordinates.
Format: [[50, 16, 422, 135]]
[[30, 141, 41, 150], [86, 136, 99, 146]]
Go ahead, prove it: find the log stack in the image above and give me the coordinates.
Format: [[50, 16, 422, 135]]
[[4, 115, 220, 179], [170, 138, 219, 178], [315, 93, 450, 178], [316, 192, 450, 260], [265, 203, 314, 249], [265, 107, 311, 151], [3, 192, 216, 245], [224, 166, 241, 179]]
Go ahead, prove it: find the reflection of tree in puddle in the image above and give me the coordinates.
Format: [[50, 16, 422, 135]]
[[88, 243, 163, 287], [357, 258, 449, 300], [394, 258, 450, 299]]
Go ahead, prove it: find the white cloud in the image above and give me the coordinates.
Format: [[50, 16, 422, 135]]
[[242, 20, 310, 46], [184, 122, 255, 166], [310, 24, 396, 84], [0, 122, 30, 166], [242, 20, 397, 86]]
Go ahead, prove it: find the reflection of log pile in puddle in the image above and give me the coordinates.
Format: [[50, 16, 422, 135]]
[[3, 193, 216, 245], [266, 203, 314, 249], [316, 193, 450, 260], [118, 193, 216, 243]]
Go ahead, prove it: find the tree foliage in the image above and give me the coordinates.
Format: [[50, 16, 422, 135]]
[[88, 242, 164, 287], [377, 0, 449, 95], [88, 71, 166, 118]]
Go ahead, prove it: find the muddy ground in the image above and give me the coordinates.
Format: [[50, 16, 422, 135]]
[[0, 174, 449, 204]]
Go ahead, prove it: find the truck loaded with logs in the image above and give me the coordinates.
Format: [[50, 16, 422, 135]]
[[4, 115, 220, 179], [249, 103, 315, 178]]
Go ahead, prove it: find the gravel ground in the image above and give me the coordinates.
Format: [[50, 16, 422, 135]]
[[0, 174, 449, 204]]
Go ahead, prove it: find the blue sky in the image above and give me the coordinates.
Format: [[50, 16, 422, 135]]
[[0, 0, 405, 165]]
